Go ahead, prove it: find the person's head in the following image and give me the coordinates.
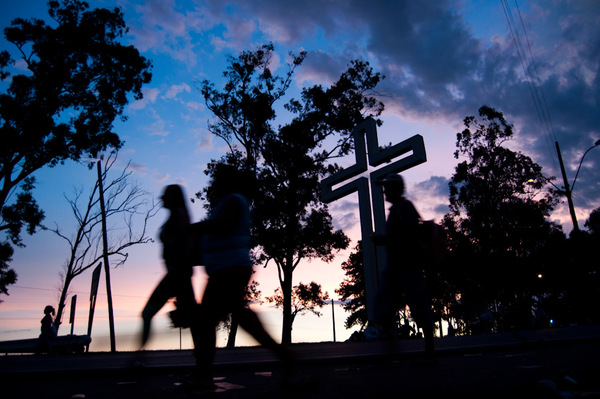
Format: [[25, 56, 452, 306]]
[[377, 174, 405, 203], [161, 184, 187, 210], [208, 164, 255, 203], [44, 305, 55, 316]]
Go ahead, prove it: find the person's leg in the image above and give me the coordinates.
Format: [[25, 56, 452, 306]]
[[141, 275, 174, 347], [237, 307, 277, 348], [237, 307, 296, 364], [231, 267, 296, 367], [373, 267, 400, 338], [191, 271, 232, 385], [423, 322, 435, 355], [407, 290, 435, 358]]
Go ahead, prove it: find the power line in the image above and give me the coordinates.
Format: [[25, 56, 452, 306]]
[[501, 0, 559, 176], [515, 2, 556, 142], [514, 0, 560, 174], [12, 285, 148, 299]]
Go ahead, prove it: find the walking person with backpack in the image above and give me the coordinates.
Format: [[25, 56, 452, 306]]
[[181, 164, 295, 391], [373, 173, 436, 362]]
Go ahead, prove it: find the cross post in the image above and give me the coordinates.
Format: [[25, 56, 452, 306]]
[[321, 118, 427, 322]]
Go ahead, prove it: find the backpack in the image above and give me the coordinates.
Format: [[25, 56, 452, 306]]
[[418, 220, 447, 265]]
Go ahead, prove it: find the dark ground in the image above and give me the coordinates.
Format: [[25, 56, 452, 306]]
[[3, 325, 600, 399]]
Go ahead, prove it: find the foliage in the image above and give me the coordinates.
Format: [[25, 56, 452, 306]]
[[283, 58, 386, 162], [253, 121, 350, 343], [44, 153, 158, 330], [266, 282, 330, 328], [0, 242, 17, 302], [0, 178, 45, 248], [585, 207, 600, 236], [198, 43, 304, 170], [0, 0, 152, 297], [447, 105, 559, 256], [198, 43, 384, 343], [561, 207, 600, 324], [442, 105, 564, 330], [335, 242, 368, 331]]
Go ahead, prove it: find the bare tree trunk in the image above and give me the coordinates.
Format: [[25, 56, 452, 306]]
[[45, 153, 158, 338], [55, 275, 74, 334]]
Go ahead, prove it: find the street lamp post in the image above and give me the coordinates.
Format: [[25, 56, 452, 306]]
[[555, 139, 600, 233], [571, 139, 600, 193]]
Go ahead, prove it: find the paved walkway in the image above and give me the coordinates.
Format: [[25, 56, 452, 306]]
[[3, 325, 600, 398]]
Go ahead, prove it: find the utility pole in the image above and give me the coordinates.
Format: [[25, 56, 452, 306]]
[[555, 141, 580, 233], [97, 160, 117, 352]]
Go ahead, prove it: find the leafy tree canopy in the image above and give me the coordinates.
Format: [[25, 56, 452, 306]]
[[442, 105, 565, 328], [0, 0, 152, 297], [197, 43, 383, 343], [585, 207, 600, 236], [335, 242, 367, 331], [267, 282, 330, 326], [445, 105, 561, 258]]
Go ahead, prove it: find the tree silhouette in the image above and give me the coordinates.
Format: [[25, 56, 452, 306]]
[[197, 43, 384, 344], [0, 243, 16, 302], [198, 43, 304, 172], [0, 0, 152, 297], [443, 105, 564, 330], [267, 282, 330, 337], [335, 242, 368, 331], [44, 153, 158, 331], [585, 207, 600, 236], [253, 123, 349, 344], [563, 207, 600, 325]]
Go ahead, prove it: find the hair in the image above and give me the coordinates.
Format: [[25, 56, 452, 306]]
[[44, 305, 55, 316], [396, 176, 405, 195], [163, 185, 187, 208], [379, 174, 405, 195], [162, 184, 191, 223]]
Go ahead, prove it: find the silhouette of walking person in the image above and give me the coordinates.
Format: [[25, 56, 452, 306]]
[[374, 174, 435, 361], [140, 184, 196, 348], [39, 305, 57, 353], [183, 164, 295, 391]]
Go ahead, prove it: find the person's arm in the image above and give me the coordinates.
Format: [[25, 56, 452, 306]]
[[188, 218, 219, 235], [377, 200, 419, 246], [188, 195, 245, 235]]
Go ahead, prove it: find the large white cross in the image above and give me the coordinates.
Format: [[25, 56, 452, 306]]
[[321, 118, 427, 321]]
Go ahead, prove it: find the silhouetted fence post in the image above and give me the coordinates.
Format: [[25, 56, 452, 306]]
[[332, 298, 336, 343], [69, 295, 77, 335], [86, 263, 102, 352]]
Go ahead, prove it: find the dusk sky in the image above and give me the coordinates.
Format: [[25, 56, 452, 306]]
[[1, 0, 599, 351]]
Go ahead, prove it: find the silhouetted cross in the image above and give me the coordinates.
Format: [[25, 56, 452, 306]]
[[321, 118, 426, 321]]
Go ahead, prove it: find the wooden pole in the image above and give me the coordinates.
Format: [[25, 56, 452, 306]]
[[97, 160, 116, 352], [555, 141, 580, 233]]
